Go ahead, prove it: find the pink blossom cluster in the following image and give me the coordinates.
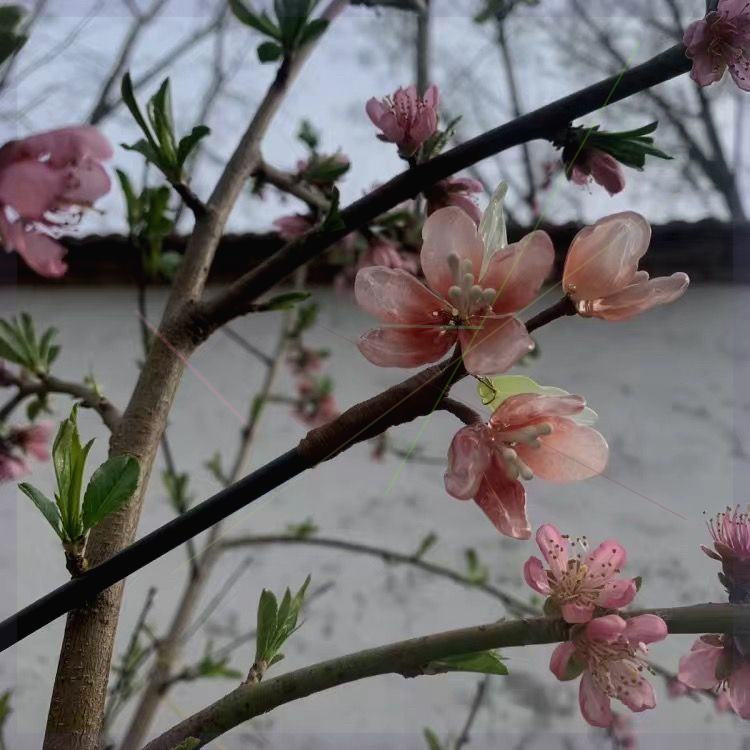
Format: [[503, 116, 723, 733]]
[[0, 421, 53, 481]]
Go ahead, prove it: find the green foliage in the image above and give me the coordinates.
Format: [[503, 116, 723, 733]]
[[474, 0, 540, 24], [424, 650, 508, 676], [421, 115, 461, 160], [464, 548, 488, 585], [18, 407, 140, 549], [162, 470, 193, 514], [285, 517, 319, 538], [260, 291, 312, 312], [254, 575, 311, 670], [205, 451, 227, 485], [413, 532, 438, 560], [0, 689, 11, 748], [171, 740, 201, 750], [0, 313, 59, 375], [321, 187, 345, 232], [289, 302, 319, 338], [120, 74, 210, 183], [422, 727, 445, 750], [230, 0, 328, 64], [297, 119, 320, 151], [0, 5, 26, 67], [193, 642, 242, 681], [298, 152, 350, 185]]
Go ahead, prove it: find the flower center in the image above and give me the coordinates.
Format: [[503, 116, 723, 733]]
[[578, 635, 651, 702], [445, 251, 497, 320], [489, 421, 552, 481]]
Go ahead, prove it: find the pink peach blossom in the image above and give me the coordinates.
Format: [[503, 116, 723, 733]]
[[524, 524, 636, 622], [702, 505, 750, 592], [425, 177, 484, 225], [0, 449, 27, 481], [293, 377, 340, 429], [550, 614, 667, 727], [569, 149, 626, 196], [366, 84, 439, 156], [359, 238, 419, 275], [444, 393, 608, 539], [678, 634, 750, 718], [562, 212, 689, 321], [0, 126, 112, 277], [273, 213, 314, 241], [684, 0, 750, 90], [14, 421, 53, 461], [355, 198, 554, 375]]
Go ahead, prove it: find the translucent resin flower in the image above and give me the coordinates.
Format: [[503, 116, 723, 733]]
[[562, 212, 689, 321], [702, 505, 750, 596], [684, 0, 750, 91], [569, 148, 626, 196], [678, 634, 750, 718], [355, 185, 554, 375], [0, 126, 113, 277], [425, 176, 484, 225], [550, 614, 668, 727], [366, 84, 439, 157], [444, 391, 608, 539], [524, 524, 637, 623]]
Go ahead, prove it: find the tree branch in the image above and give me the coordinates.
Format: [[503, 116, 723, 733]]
[[255, 160, 331, 211], [142, 603, 750, 750]]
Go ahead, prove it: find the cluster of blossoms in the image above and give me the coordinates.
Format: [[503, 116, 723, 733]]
[[0, 421, 52, 481], [0, 126, 112, 277]]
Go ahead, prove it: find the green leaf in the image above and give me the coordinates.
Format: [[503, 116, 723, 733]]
[[122, 138, 163, 170], [262, 291, 311, 311], [413, 532, 438, 560], [423, 727, 444, 750], [257, 40, 283, 63], [121, 73, 158, 152], [171, 739, 201, 750], [424, 650, 508, 676], [297, 119, 319, 151], [321, 187, 345, 232], [158, 251, 183, 281], [229, 0, 281, 39], [18, 483, 63, 540], [298, 17, 328, 46], [82, 455, 140, 531], [255, 588, 279, 663], [176, 125, 210, 167]]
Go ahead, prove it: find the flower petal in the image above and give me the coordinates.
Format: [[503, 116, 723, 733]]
[[490, 393, 585, 431], [459, 315, 533, 377], [624, 614, 668, 646], [729, 662, 750, 719], [584, 539, 627, 579], [473, 459, 530, 539], [587, 273, 690, 321], [0, 160, 65, 219], [585, 614, 627, 642], [579, 671, 614, 727], [678, 637, 723, 690], [357, 327, 455, 368], [9, 125, 113, 165], [535, 523, 569, 579], [421, 206, 484, 298], [613, 663, 656, 712], [480, 230, 555, 314], [516, 417, 608, 482], [598, 578, 637, 610], [444, 424, 491, 500], [15, 230, 67, 277], [354, 267, 445, 324], [550, 641, 579, 680], [563, 212, 651, 301], [61, 159, 111, 205], [562, 602, 595, 624], [523, 555, 550, 595]]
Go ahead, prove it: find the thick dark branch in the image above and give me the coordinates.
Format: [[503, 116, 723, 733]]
[[195, 43, 691, 333]]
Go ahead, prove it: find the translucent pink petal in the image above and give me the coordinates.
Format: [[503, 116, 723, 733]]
[[11, 125, 113, 165], [357, 327, 455, 368], [16, 230, 67, 277], [728, 57, 750, 91], [598, 578, 637, 610], [354, 267, 445, 324], [458, 315, 533, 377], [563, 212, 651, 301], [579, 671, 614, 727], [365, 97, 388, 125], [678, 637, 723, 690], [523, 555, 550, 595], [0, 161, 65, 219], [624, 614, 668, 646], [550, 641, 577, 680], [535, 523, 569, 578], [585, 614, 627, 642], [589, 273, 690, 321], [423, 83, 439, 108], [444, 424, 491, 500], [0, 453, 28, 481], [480, 230, 555, 314], [562, 602, 595, 624], [377, 111, 405, 143], [589, 150, 626, 195], [490, 393, 585, 431], [61, 160, 111, 205], [473, 460, 530, 540], [729, 663, 750, 719], [421, 206, 484, 297], [613, 663, 656, 712], [584, 539, 627, 580], [516, 417, 608, 482]]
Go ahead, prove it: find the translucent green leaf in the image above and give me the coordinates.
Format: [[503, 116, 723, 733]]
[[423, 727, 444, 750], [18, 483, 63, 540], [229, 0, 281, 39], [82, 455, 140, 531], [423, 650, 508, 676], [255, 589, 279, 663], [262, 291, 311, 311], [176, 125, 210, 167]]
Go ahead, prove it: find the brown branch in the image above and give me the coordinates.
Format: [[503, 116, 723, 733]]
[[255, 160, 331, 211]]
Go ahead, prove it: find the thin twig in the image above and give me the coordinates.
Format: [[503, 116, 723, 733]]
[[454, 676, 490, 750]]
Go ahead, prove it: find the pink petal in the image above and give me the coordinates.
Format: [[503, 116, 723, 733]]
[[423, 83, 439, 108], [535, 523, 569, 579], [480, 231, 555, 314], [550, 641, 578, 681], [588, 273, 690, 321], [589, 151, 626, 196], [444, 424, 491, 500], [61, 159, 111, 205], [562, 212, 651, 301], [598, 578, 637, 610], [354, 267, 445, 324], [585, 614, 627, 642], [678, 637, 723, 690], [365, 97, 388, 126], [624, 614, 668, 646], [357, 327, 454, 368], [612, 663, 656, 712], [562, 602, 595, 624], [421, 206, 485, 298], [579, 671, 614, 727], [490, 393, 585, 431], [473, 460, 530, 539], [0, 160, 65, 219], [523, 555, 550, 595], [11, 125, 113, 165], [584, 539, 627, 580], [728, 57, 750, 92], [729, 663, 750, 719], [516, 416, 609, 482], [458, 315, 533, 376], [377, 111, 405, 144], [16, 230, 67, 277]]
